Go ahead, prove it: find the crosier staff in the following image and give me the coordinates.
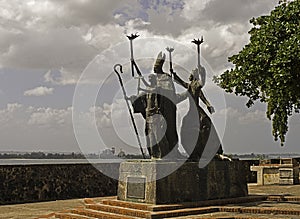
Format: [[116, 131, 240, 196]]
[[113, 64, 146, 159]]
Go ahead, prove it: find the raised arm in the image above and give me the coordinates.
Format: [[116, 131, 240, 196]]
[[173, 72, 189, 89]]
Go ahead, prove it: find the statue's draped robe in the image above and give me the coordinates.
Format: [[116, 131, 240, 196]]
[[156, 73, 179, 157], [174, 74, 222, 161], [145, 88, 169, 158]]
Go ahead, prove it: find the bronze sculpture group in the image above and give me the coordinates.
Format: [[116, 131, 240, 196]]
[[114, 34, 223, 161]]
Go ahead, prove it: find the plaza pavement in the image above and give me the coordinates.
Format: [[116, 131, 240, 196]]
[[0, 184, 300, 219]]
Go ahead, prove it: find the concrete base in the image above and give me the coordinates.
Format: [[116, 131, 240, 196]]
[[117, 160, 248, 204]]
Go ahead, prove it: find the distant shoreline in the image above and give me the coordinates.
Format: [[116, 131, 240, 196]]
[[0, 158, 123, 165]]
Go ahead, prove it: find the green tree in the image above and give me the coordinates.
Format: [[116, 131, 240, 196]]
[[214, 0, 300, 146]]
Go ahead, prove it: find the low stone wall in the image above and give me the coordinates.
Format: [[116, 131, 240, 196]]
[[0, 160, 257, 205], [0, 163, 120, 205], [250, 158, 300, 185]]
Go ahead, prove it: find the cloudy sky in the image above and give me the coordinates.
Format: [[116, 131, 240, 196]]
[[0, 0, 299, 155]]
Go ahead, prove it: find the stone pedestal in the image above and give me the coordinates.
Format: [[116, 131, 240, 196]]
[[118, 159, 248, 204]]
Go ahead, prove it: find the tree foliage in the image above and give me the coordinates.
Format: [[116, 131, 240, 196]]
[[214, 0, 300, 146]]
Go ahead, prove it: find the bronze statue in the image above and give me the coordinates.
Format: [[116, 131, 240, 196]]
[[117, 33, 224, 161], [174, 67, 223, 161], [129, 52, 184, 159]]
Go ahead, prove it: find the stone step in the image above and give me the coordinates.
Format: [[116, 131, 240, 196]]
[[52, 195, 300, 219], [175, 214, 295, 219], [55, 212, 97, 219], [267, 195, 300, 202], [101, 199, 152, 211], [149, 206, 219, 219], [86, 203, 150, 218], [149, 203, 300, 218], [149, 195, 267, 212], [71, 208, 142, 219], [219, 206, 300, 216]]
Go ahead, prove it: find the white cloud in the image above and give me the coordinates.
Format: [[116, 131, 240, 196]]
[[2, 27, 96, 72], [43, 70, 55, 84], [28, 107, 72, 126], [0, 103, 72, 128], [44, 67, 82, 85], [216, 107, 241, 118], [200, 0, 278, 25], [0, 103, 29, 129], [238, 110, 268, 125], [181, 0, 211, 21], [2, 0, 297, 154], [0, 0, 281, 85], [0, 103, 74, 151], [215, 106, 268, 125], [24, 86, 54, 96], [0, 0, 135, 30], [141, 2, 186, 36], [0, 101, 142, 153], [0, 1, 138, 84]]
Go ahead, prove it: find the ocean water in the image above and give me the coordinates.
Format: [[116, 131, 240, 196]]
[[0, 159, 123, 165]]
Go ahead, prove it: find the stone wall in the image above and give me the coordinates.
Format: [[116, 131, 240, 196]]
[[0, 163, 120, 205], [0, 160, 258, 205], [250, 158, 300, 185]]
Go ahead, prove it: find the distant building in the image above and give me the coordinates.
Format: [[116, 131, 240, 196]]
[[99, 147, 116, 159], [117, 149, 126, 158]]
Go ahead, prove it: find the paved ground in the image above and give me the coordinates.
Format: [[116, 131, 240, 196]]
[[248, 183, 300, 196], [0, 198, 85, 219], [175, 212, 300, 218], [1, 184, 300, 219], [176, 184, 300, 219], [0, 197, 105, 219]]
